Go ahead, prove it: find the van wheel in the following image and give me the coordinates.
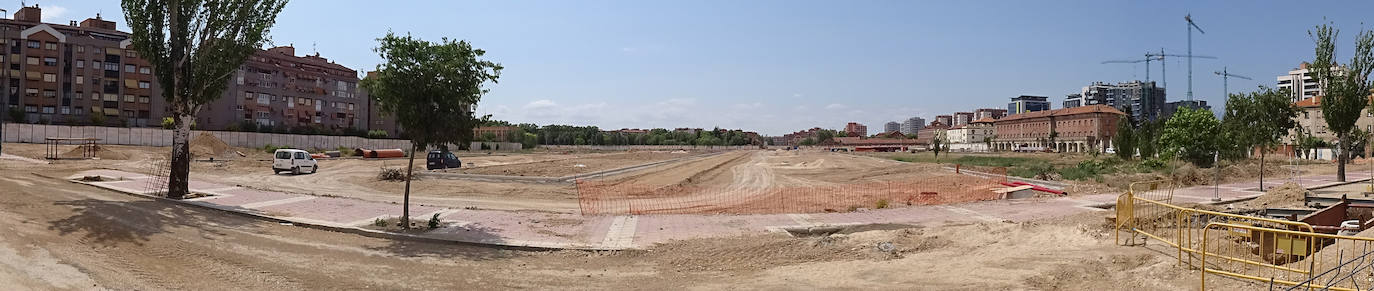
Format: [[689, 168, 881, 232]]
[[292, 167, 300, 175]]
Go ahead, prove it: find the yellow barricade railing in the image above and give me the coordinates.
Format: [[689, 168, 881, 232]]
[[1115, 180, 1316, 268], [1201, 222, 1374, 291]]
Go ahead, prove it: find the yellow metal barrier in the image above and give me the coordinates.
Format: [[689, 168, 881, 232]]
[[1115, 183, 1315, 268], [1201, 222, 1374, 291]]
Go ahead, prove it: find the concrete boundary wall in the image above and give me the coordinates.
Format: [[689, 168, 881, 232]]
[[2, 123, 411, 150]]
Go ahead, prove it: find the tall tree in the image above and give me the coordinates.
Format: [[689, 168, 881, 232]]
[[123, 0, 287, 198], [1160, 107, 1221, 167], [1311, 22, 1374, 182], [1113, 116, 1136, 160], [1224, 87, 1299, 188], [362, 33, 502, 228]]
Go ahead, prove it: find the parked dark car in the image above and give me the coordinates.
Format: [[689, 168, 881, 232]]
[[426, 150, 461, 170]]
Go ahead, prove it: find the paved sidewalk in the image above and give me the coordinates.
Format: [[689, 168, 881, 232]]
[[64, 169, 1373, 250]]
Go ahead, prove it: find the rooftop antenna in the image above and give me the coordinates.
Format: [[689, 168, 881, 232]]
[[312, 42, 317, 55], [1186, 14, 1206, 101]]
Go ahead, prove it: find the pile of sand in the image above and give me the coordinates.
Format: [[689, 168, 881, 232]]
[[1246, 182, 1308, 208], [190, 133, 231, 158], [61, 144, 129, 160]]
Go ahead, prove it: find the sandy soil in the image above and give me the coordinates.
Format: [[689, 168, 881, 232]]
[[452, 151, 689, 177], [0, 147, 1271, 290], [0, 165, 1256, 290]]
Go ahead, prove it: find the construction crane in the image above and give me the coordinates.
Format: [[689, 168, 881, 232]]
[[1101, 56, 1155, 82], [1146, 48, 1216, 92], [1186, 14, 1206, 101], [1213, 67, 1252, 100]]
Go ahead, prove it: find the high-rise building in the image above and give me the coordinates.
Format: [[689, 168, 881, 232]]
[[197, 46, 367, 131], [974, 108, 1007, 120], [1069, 81, 1167, 122], [883, 121, 900, 133], [952, 112, 974, 126], [934, 115, 952, 126], [899, 117, 925, 135], [844, 122, 867, 137], [1008, 95, 1050, 114], [1277, 62, 1323, 103], [1, 5, 165, 127]]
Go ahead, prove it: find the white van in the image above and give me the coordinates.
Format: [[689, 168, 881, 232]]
[[272, 149, 318, 175]]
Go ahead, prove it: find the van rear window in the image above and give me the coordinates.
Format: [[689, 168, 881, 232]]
[[276, 152, 291, 159]]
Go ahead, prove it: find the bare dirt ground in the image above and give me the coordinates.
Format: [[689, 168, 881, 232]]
[[451, 151, 690, 177], [0, 159, 1248, 289]]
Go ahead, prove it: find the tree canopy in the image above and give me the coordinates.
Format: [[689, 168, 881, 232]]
[[1160, 107, 1220, 167], [1311, 22, 1374, 181]]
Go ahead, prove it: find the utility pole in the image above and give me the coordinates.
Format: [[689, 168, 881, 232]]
[[1186, 14, 1206, 102], [0, 8, 8, 156]]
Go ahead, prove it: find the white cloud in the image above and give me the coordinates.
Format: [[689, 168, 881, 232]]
[[825, 103, 847, 110], [732, 102, 763, 109], [523, 99, 558, 109], [39, 5, 67, 23], [620, 47, 637, 53]]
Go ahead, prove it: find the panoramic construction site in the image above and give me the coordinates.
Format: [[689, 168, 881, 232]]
[[4, 133, 1369, 290]]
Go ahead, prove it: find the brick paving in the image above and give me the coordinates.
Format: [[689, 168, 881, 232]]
[[67, 169, 1373, 250]]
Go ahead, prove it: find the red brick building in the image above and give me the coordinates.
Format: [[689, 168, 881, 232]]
[[991, 104, 1125, 152]]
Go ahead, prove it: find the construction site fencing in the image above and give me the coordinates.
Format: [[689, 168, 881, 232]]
[[2, 123, 411, 150], [577, 166, 1008, 215], [1115, 180, 1316, 268], [1200, 222, 1374, 290]]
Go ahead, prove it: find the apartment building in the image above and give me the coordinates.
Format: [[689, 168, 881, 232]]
[[1067, 81, 1167, 122], [844, 122, 867, 137], [197, 46, 365, 132], [934, 115, 952, 126], [974, 108, 1007, 120], [1, 6, 163, 127], [899, 116, 924, 135], [1277, 62, 1323, 103], [883, 121, 900, 134], [952, 111, 974, 126]]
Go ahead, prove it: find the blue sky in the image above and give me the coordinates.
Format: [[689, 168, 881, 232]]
[[39, 0, 1374, 135]]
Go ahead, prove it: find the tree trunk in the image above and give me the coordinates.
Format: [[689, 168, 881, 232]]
[[400, 144, 417, 229], [166, 112, 193, 199], [1259, 149, 1265, 191], [1338, 135, 1348, 182]]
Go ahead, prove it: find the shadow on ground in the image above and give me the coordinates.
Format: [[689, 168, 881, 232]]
[[47, 198, 257, 246]]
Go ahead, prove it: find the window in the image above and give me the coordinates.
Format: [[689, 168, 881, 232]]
[[42, 90, 55, 97], [104, 62, 119, 71], [287, 97, 294, 108], [124, 95, 135, 102], [126, 50, 136, 58], [139, 67, 150, 74], [41, 106, 54, 114], [276, 151, 291, 159], [75, 46, 83, 53], [44, 42, 55, 50], [25, 56, 37, 65], [76, 60, 84, 68], [348, 103, 354, 110], [23, 105, 34, 112], [235, 71, 244, 85], [24, 88, 36, 96], [26, 41, 38, 48], [76, 76, 84, 84], [91, 92, 99, 100], [139, 96, 150, 104], [257, 93, 269, 105], [42, 57, 55, 66], [138, 81, 150, 89], [60, 106, 70, 115], [244, 91, 253, 99], [93, 61, 101, 68], [125, 64, 135, 73], [103, 94, 118, 101], [42, 73, 55, 82]]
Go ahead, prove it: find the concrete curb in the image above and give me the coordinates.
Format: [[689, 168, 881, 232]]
[[39, 172, 626, 252], [1078, 177, 1374, 209], [418, 150, 728, 183]]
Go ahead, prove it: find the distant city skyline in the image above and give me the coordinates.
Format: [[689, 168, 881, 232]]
[[49, 0, 1374, 135]]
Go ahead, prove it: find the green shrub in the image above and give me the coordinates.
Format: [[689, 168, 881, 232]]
[[875, 199, 889, 209], [261, 144, 291, 153], [373, 218, 387, 227], [377, 168, 407, 181]]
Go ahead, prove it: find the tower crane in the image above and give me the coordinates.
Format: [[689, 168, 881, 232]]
[[1213, 67, 1252, 100], [1186, 14, 1206, 101], [1146, 48, 1216, 92]]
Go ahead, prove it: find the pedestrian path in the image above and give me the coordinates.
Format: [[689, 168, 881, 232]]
[[65, 169, 1372, 250]]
